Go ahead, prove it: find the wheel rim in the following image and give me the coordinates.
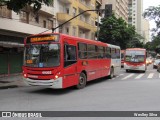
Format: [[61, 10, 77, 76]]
[[79, 75, 85, 85]]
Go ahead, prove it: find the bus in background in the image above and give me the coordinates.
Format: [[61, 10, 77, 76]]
[[121, 50, 125, 68], [124, 48, 147, 73], [108, 44, 121, 76], [22, 33, 121, 89]]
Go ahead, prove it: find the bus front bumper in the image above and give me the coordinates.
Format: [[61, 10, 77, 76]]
[[124, 63, 146, 71], [23, 77, 63, 89]]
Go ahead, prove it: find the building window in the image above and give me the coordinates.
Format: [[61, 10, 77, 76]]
[[66, 27, 69, 34], [65, 7, 69, 14], [43, 20, 46, 28], [35, 14, 39, 23], [59, 27, 62, 33], [91, 18, 95, 26], [20, 10, 28, 23], [48, 20, 53, 29], [72, 27, 76, 36], [73, 7, 77, 17]]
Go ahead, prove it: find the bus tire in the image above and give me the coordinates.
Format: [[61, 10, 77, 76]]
[[126, 69, 129, 72], [76, 72, 87, 89], [109, 68, 114, 79]]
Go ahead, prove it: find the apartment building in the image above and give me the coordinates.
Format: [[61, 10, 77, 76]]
[[128, 0, 150, 43], [102, 0, 129, 22], [0, 4, 55, 75], [142, 18, 150, 43], [128, 0, 143, 34], [54, 0, 101, 39]]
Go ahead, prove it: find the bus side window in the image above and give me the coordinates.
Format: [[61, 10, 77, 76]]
[[78, 43, 87, 59], [106, 47, 111, 58], [111, 48, 116, 59], [116, 49, 120, 59], [64, 44, 77, 67]]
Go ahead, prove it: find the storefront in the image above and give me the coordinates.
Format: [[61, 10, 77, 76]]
[[0, 34, 24, 76]]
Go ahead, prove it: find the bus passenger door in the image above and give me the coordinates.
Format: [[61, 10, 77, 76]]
[[63, 44, 78, 88]]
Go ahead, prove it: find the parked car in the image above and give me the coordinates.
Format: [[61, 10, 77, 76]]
[[157, 62, 160, 72]]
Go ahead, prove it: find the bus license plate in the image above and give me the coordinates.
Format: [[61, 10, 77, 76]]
[[132, 66, 137, 69]]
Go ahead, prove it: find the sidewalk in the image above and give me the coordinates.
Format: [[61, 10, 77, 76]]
[[0, 74, 27, 89]]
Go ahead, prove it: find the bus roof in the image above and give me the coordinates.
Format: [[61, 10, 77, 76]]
[[125, 48, 146, 51], [107, 43, 120, 49]]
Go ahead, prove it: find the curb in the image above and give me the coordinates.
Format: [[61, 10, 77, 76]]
[[0, 85, 18, 89]]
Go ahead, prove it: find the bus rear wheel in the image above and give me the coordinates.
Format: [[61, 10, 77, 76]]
[[76, 72, 87, 89]]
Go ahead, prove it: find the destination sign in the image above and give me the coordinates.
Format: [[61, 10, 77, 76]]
[[26, 34, 59, 43]]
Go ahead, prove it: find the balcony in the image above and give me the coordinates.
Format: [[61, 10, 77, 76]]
[[77, 19, 97, 31], [39, 5, 55, 16], [0, 18, 50, 35], [59, 0, 72, 4], [57, 13, 76, 22], [56, 13, 97, 32], [78, 1, 91, 11]]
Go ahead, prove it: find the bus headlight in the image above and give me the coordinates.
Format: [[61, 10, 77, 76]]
[[55, 75, 58, 79], [24, 74, 27, 78]]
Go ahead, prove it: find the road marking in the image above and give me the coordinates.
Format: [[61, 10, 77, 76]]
[[121, 74, 134, 80], [119, 74, 124, 76], [159, 73, 160, 78], [147, 73, 154, 78], [135, 74, 144, 79]]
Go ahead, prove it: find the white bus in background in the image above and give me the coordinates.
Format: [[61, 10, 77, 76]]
[[107, 44, 121, 78], [124, 48, 147, 72]]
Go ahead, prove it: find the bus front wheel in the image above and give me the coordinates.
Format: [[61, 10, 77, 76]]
[[76, 72, 87, 89]]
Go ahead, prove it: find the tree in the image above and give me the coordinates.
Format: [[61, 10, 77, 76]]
[[99, 14, 135, 49], [127, 33, 145, 48], [143, 5, 160, 53], [0, 0, 53, 13], [143, 5, 160, 35]]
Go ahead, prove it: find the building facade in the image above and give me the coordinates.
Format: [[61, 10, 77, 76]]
[[102, 0, 129, 22], [142, 18, 150, 43], [128, 0, 143, 34], [54, 0, 101, 40], [128, 0, 150, 43]]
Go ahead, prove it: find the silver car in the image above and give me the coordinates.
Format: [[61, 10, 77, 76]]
[[153, 56, 160, 69]]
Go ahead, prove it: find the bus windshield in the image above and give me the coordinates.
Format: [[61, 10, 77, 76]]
[[125, 50, 145, 63], [24, 43, 60, 67]]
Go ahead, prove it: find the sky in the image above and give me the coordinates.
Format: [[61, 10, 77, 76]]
[[143, 0, 160, 30]]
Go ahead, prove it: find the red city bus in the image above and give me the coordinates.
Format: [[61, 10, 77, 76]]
[[23, 33, 121, 89], [124, 48, 147, 72], [121, 50, 125, 67]]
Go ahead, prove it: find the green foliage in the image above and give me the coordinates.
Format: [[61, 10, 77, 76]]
[[99, 14, 136, 49], [143, 5, 160, 34], [0, 0, 53, 13], [127, 33, 145, 48], [143, 5, 160, 52]]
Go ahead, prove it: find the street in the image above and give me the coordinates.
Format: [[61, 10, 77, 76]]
[[0, 64, 160, 119]]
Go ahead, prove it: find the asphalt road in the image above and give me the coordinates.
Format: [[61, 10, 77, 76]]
[[0, 64, 160, 120]]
